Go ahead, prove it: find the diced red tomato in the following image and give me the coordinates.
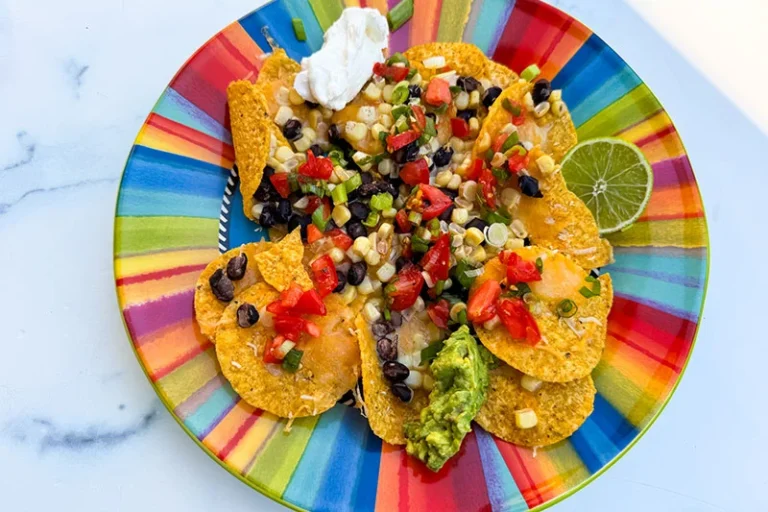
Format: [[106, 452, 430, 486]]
[[387, 265, 425, 311], [386, 130, 420, 153], [310, 254, 338, 298], [418, 184, 453, 221], [492, 133, 509, 154], [306, 196, 322, 214], [266, 300, 288, 315], [465, 158, 484, 181], [298, 151, 333, 179], [400, 159, 430, 186], [504, 252, 542, 283], [425, 78, 451, 106], [427, 299, 450, 329], [509, 102, 527, 126], [263, 335, 286, 363], [293, 289, 327, 316], [411, 105, 426, 132], [327, 228, 353, 251], [467, 279, 501, 323], [478, 168, 498, 209], [450, 118, 470, 139], [395, 209, 411, 233], [269, 173, 291, 199], [273, 315, 322, 341], [279, 282, 304, 308], [373, 62, 409, 82], [496, 297, 540, 344], [420, 233, 451, 281], [307, 224, 324, 244], [507, 151, 530, 174]]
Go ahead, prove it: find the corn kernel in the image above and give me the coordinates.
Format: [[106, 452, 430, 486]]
[[308, 109, 322, 130], [340, 285, 358, 304], [504, 237, 525, 250], [501, 123, 517, 135], [514, 408, 538, 429], [469, 90, 481, 108], [500, 188, 521, 209], [377, 222, 393, 239], [435, 170, 452, 187], [274, 106, 294, 126], [345, 121, 368, 142], [303, 127, 317, 143], [449, 137, 465, 153], [363, 82, 382, 101], [470, 245, 487, 263], [346, 246, 362, 263], [451, 208, 469, 225], [449, 302, 467, 322], [367, 231, 378, 248], [378, 103, 392, 115], [534, 101, 550, 118], [365, 249, 381, 266], [376, 262, 396, 283], [404, 371, 423, 389], [332, 204, 351, 227], [447, 174, 461, 190], [293, 135, 312, 153], [321, 107, 333, 119], [451, 150, 465, 164], [371, 123, 387, 141], [523, 92, 534, 110], [328, 247, 346, 264], [536, 154, 555, 175], [358, 276, 374, 295], [549, 89, 563, 102], [465, 227, 484, 247], [274, 145, 295, 163], [491, 152, 506, 168], [520, 375, 543, 393], [363, 301, 382, 323], [476, 132, 491, 153], [382, 114, 395, 129], [276, 86, 290, 105], [288, 87, 305, 105], [459, 180, 477, 202], [352, 151, 373, 171], [551, 100, 567, 116], [382, 84, 394, 102], [469, 117, 479, 137], [510, 219, 528, 238], [413, 296, 425, 312], [357, 106, 377, 125], [378, 158, 394, 177], [353, 236, 371, 256], [455, 91, 470, 110]]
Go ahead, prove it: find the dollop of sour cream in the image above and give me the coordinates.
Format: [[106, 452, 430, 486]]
[[294, 7, 389, 110]]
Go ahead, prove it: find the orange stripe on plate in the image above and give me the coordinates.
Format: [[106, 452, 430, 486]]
[[118, 270, 199, 307], [410, 0, 442, 46], [363, 0, 388, 15], [640, 183, 704, 221], [224, 412, 281, 473], [203, 400, 261, 455], [538, 20, 591, 80], [375, 443, 403, 511], [137, 319, 211, 377], [221, 22, 265, 69], [137, 124, 234, 169]]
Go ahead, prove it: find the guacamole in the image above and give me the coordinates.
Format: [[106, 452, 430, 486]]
[[404, 326, 490, 471]]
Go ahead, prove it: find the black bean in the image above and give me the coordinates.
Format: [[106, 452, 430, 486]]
[[433, 146, 453, 168], [376, 335, 398, 361], [253, 166, 278, 202], [523, 236, 531, 247], [226, 253, 248, 280], [408, 85, 422, 100], [333, 270, 347, 293], [348, 202, 370, 220], [390, 310, 402, 327], [288, 214, 311, 242], [372, 321, 394, 339], [236, 303, 259, 328], [482, 86, 502, 108], [346, 221, 367, 240], [347, 261, 368, 286], [209, 269, 235, 302], [392, 141, 419, 164], [519, 175, 543, 198], [391, 382, 413, 403], [438, 187, 458, 200], [309, 144, 323, 157], [456, 109, 476, 122], [377, 181, 398, 197], [383, 361, 410, 382], [532, 79, 552, 105], [357, 182, 380, 199], [466, 218, 489, 232], [457, 76, 481, 93], [305, 100, 319, 109], [259, 204, 278, 228], [282, 119, 303, 141], [275, 199, 292, 224], [329, 124, 342, 142], [438, 204, 455, 223], [395, 256, 409, 272], [361, 172, 373, 185]]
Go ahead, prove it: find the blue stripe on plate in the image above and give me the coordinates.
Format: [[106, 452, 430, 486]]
[[570, 394, 638, 473], [239, 0, 313, 62], [183, 384, 239, 439], [465, 0, 516, 55], [280, 0, 325, 52], [154, 88, 232, 143], [352, 428, 382, 512]]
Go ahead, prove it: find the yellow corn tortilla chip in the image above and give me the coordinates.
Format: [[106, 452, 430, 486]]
[[255, 228, 313, 292], [404, 42, 491, 81], [255, 50, 310, 121], [473, 81, 612, 268], [488, 61, 519, 89], [215, 284, 362, 418], [476, 364, 595, 447], [356, 315, 430, 445], [194, 242, 271, 341], [474, 247, 613, 382], [227, 80, 273, 220]]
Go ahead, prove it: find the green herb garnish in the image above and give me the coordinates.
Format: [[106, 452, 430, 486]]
[[282, 349, 303, 372], [491, 167, 511, 181], [420, 339, 445, 365], [502, 98, 521, 116]]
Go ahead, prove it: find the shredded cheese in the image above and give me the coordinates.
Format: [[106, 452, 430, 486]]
[[231, 360, 242, 369], [579, 316, 602, 326], [561, 317, 585, 338], [571, 246, 597, 255]]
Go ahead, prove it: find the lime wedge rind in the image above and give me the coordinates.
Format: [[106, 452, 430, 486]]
[[560, 137, 653, 235]]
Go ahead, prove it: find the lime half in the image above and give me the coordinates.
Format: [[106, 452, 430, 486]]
[[560, 137, 653, 234]]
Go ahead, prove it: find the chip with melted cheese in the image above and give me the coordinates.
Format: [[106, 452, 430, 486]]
[[255, 228, 314, 292], [255, 49, 311, 121], [474, 247, 613, 382]]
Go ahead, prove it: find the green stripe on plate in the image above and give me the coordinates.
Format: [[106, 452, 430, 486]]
[[437, 0, 473, 41], [576, 84, 660, 140], [114, 216, 220, 256], [307, 0, 344, 31]]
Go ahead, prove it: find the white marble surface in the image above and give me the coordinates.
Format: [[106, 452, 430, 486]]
[[1, 0, 766, 510]]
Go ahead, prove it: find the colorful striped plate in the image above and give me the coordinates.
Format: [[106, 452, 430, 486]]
[[113, 0, 709, 510]]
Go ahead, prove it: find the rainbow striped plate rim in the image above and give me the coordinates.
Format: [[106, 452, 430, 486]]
[[113, 0, 709, 510]]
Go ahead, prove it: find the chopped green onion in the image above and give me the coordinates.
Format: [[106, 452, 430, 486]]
[[395, 115, 410, 133], [407, 211, 422, 225], [417, 116, 437, 145], [485, 148, 494, 161], [331, 183, 348, 205], [288, 173, 300, 192], [328, 149, 347, 167], [282, 348, 304, 372], [556, 299, 578, 318], [392, 104, 411, 121], [411, 234, 429, 253], [484, 209, 511, 225], [535, 257, 543, 273], [384, 283, 397, 295], [434, 103, 449, 115], [362, 211, 381, 228], [359, 154, 385, 167], [521, 64, 540, 82], [383, 307, 392, 321], [391, 80, 410, 105], [420, 339, 445, 365], [387, 0, 414, 31], [378, 130, 389, 144], [312, 206, 329, 231], [486, 223, 509, 247], [502, 98, 521, 116], [501, 131, 520, 153], [386, 52, 409, 67], [457, 309, 468, 325], [507, 282, 531, 298], [291, 18, 306, 41], [435, 279, 445, 296], [427, 217, 440, 237], [343, 173, 362, 193], [406, 68, 418, 79], [370, 192, 393, 211], [491, 167, 511, 181], [454, 259, 481, 288], [449, 85, 462, 95], [508, 145, 527, 157], [579, 275, 602, 298]]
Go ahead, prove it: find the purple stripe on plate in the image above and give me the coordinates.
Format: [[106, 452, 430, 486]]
[[124, 290, 194, 343]]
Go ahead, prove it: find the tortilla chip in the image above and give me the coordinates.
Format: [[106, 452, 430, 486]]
[[474, 248, 613, 382], [255, 50, 311, 121], [356, 315, 430, 445], [227, 80, 273, 220], [488, 61, 519, 89], [404, 43, 491, 80], [476, 364, 595, 447], [255, 228, 313, 292], [472, 80, 612, 268], [194, 242, 271, 341], [215, 284, 362, 418]]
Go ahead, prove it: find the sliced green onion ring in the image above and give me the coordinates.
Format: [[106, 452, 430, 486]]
[[556, 299, 578, 318]]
